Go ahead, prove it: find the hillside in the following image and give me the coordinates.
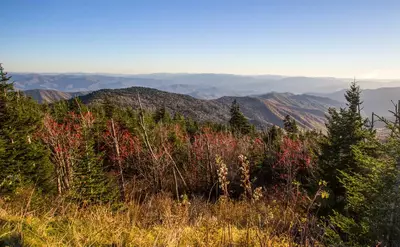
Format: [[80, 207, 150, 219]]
[[216, 93, 342, 129], [77, 87, 341, 129], [78, 87, 231, 124], [23, 89, 89, 103]]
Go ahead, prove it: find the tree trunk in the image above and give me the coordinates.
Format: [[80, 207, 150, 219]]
[[111, 118, 126, 201]]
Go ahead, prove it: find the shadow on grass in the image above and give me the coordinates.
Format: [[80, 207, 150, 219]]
[[0, 233, 23, 247]]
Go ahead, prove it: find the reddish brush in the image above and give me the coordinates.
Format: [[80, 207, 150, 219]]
[[39, 113, 85, 194]]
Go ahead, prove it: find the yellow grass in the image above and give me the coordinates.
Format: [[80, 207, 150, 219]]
[[0, 191, 321, 246]]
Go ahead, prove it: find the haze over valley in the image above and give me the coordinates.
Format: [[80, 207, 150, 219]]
[[13, 72, 400, 97]]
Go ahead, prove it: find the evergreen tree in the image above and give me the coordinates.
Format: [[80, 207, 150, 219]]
[[103, 96, 116, 119], [186, 117, 199, 141], [345, 81, 363, 116], [263, 125, 283, 147], [326, 140, 399, 246], [153, 106, 171, 124], [55, 108, 115, 204], [326, 103, 400, 245], [72, 124, 114, 204], [229, 100, 251, 135], [173, 112, 186, 129], [50, 100, 70, 121], [0, 64, 53, 193], [283, 115, 298, 135], [173, 112, 185, 122], [319, 81, 375, 214]]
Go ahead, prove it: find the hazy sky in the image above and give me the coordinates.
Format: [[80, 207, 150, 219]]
[[2, 0, 400, 78]]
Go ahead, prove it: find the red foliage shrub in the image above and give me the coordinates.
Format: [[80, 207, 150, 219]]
[[273, 136, 314, 202], [276, 137, 312, 170], [103, 120, 141, 163], [39, 113, 86, 194]]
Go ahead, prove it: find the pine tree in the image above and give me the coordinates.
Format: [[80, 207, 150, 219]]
[[263, 125, 283, 147], [173, 112, 186, 129], [0, 64, 53, 193], [319, 81, 375, 214], [186, 117, 199, 141], [229, 100, 251, 135], [327, 139, 399, 246], [326, 101, 400, 245], [283, 115, 298, 135], [103, 96, 116, 119], [153, 106, 171, 124], [72, 118, 114, 204], [49, 100, 70, 121], [345, 81, 363, 116]]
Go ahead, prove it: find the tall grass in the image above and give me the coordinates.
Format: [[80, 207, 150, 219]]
[[0, 189, 323, 246]]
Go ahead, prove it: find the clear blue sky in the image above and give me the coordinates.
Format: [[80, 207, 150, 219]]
[[1, 0, 400, 78]]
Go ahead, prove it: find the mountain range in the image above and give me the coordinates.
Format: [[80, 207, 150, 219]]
[[24, 87, 340, 130], [15, 73, 400, 130], [13, 72, 400, 99]]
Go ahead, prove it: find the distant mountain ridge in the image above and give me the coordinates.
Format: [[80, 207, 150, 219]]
[[10, 72, 365, 99], [23, 89, 89, 103], [12, 72, 400, 101], [74, 86, 341, 130], [313, 87, 400, 117]]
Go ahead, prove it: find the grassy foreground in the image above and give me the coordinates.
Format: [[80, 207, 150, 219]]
[[0, 190, 322, 247]]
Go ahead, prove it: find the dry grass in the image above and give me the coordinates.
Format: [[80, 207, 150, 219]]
[[0, 190, 323, 247]]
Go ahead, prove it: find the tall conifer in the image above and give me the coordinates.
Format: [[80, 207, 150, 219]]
[[0, 64, 53, 193], [229, 99, 251, 135], [319, 81, 375, 214]]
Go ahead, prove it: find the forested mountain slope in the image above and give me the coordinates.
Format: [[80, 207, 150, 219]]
[[77, 87, 341, 129], [78, 87, 231, 124], [217, 93, 342, 129]]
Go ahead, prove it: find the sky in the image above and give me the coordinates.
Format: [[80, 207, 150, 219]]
[[1, 0, 400, 79]]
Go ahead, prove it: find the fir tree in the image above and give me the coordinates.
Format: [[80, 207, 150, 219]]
[[103, 96, 117, 119], [319, 81, 375, 214], [186, 117, 199, 141], [283, 115, 298, 135], [327, 140, 399, 246], [326, 102, 400, 245], [345, 81, 363, 116], [229, 100, 251, 135], [173, 112, 186, 129], [50, 100, 70, 121], [72, 123, 114, 204], [0, 64, 53, 193], [263, 125, 283, 148], [153, 106, 171, 124]]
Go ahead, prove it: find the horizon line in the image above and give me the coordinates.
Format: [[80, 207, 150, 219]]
[[7, 70, 400, 81]]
